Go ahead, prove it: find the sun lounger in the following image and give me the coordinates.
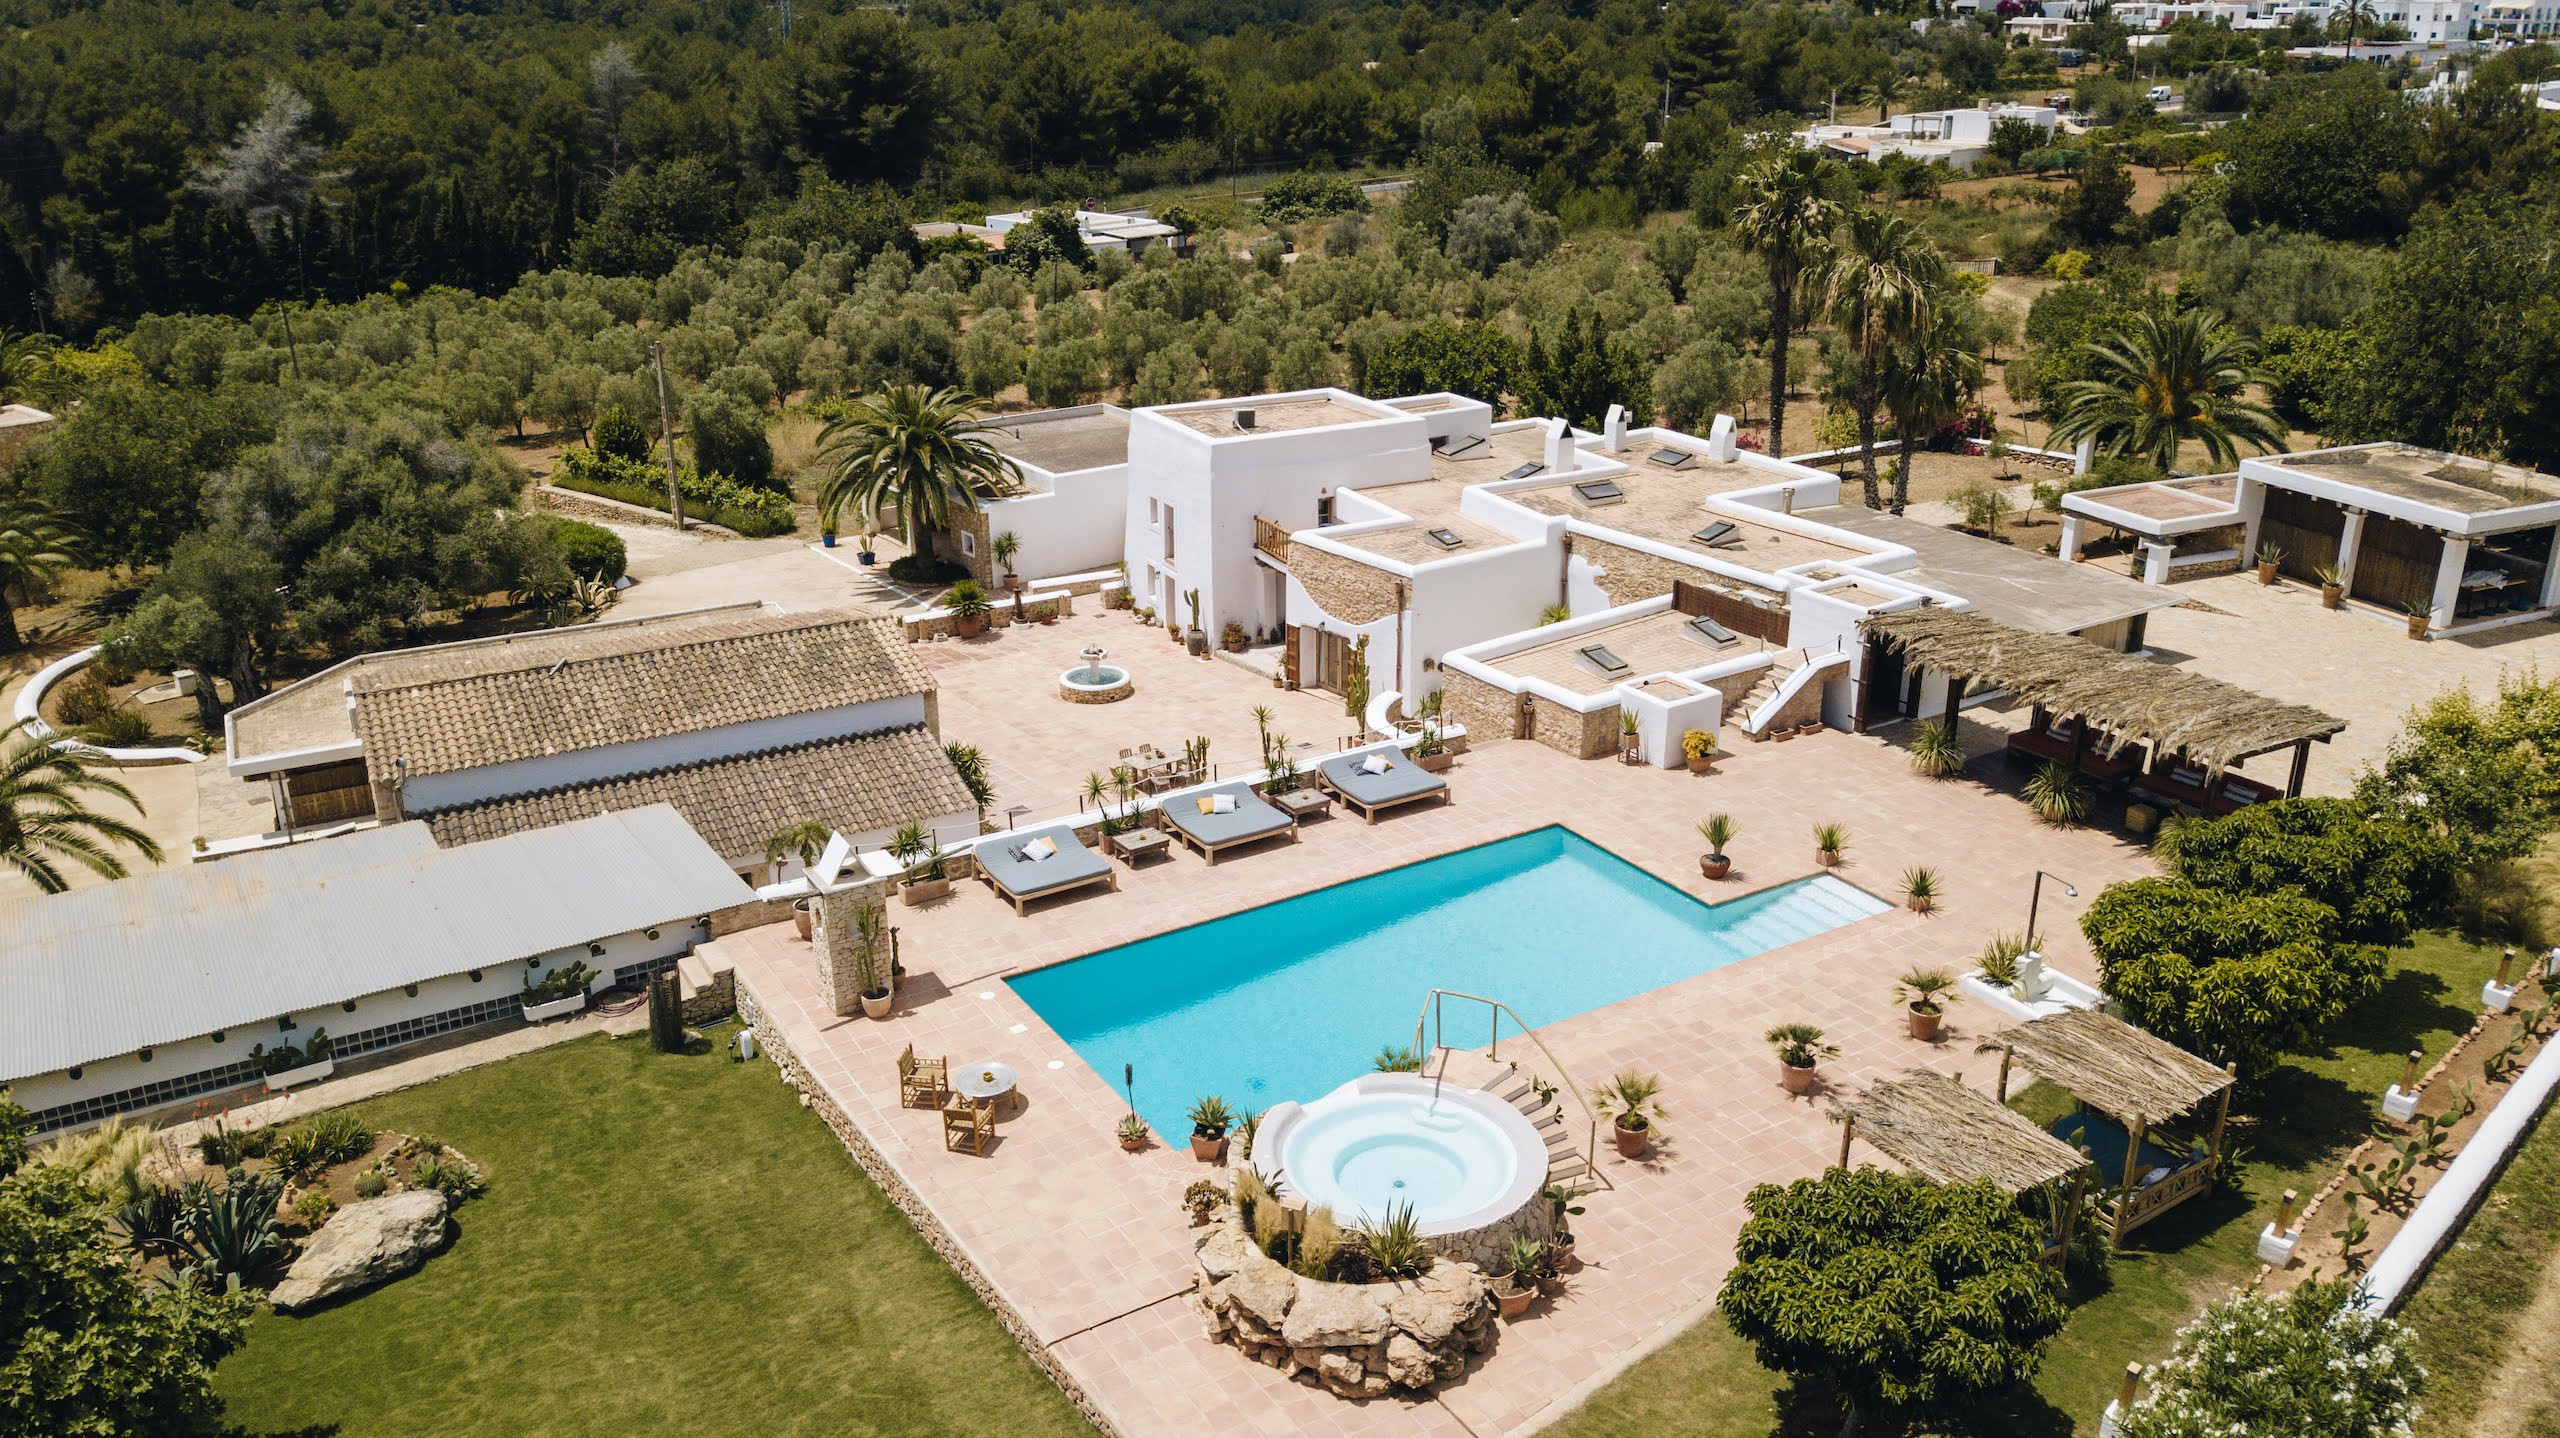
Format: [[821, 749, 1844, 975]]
[[974, 824, 1117, 916], [1159, 780, 1298, 865], [1318, 751, 1452, 824]]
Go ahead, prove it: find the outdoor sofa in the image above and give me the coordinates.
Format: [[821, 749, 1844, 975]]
[[1159, 780, 1299, 864], [1317, 751, 1451, 824], [973, 824, 1117, 916]]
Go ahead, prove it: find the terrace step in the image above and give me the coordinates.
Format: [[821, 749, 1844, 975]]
[[1725, 650, 1808, 737]]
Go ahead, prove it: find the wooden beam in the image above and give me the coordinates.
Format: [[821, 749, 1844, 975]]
[[1837, 1115, 1855, 1172], [2208, 1064, 2236, 1181], [2121, 1114, 2148, 1194], [1995, 1047, 2014, 1103], [2287, 738, 2312, 799]]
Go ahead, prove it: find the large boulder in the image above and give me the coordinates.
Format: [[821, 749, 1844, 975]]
[[1281, 1273, 1390, 1348], [270, 1190, 450, 1313]]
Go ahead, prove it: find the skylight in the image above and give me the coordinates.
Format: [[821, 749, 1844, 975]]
[[1576, 645, 1630, 675], [1504, 461, 1547, 481], [1425, 527, 1464, 550], [1572, 478, 1624, 504], [1648, 448, 1697, 470], [1685, 616, 1740, 646], [1691, 521, 1740, 548], [1437, 434, 1489, 460]]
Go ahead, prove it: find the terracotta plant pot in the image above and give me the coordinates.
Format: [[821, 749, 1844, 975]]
[[1189, 1132, 1228, 1164], [2320, 584, 2343, 610], [1417, 752, 1455, 773], [1700, 853, 1732, 880], [900, 876, 952, 906], [1551, 1232, 1580, 1273], [2407, 614, 2430, 639], [1906, 894, 1932, 913], [1908, 1003, 1943, 1041], [1686, 754, 1715, 774], [1611, 1119, 1650, 1158], [860, 988, 893, 1021], [954, 617, 987, 639], [1816, 848, 1841, 867], [1780, 1061, 1817, 1094], [792, 898, 814, 941], [1496, 1282, 1536, 1320], [1119, 1135, 1148, 1153], [2256, 561, 2280, 585], [1537, 1271, 1566, 1298], [1003, 573, 1022, 593]]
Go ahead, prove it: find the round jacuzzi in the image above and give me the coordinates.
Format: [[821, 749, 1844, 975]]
[[1248, 1074, 1549, 1237]]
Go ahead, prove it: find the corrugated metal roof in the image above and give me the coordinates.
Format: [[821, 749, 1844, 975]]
[[0, 805, 751, 1081]]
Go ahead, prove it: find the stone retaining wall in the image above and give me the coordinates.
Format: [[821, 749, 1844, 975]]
[[534, 484, 747, 538], [1190, 1215, 1498, 1399], [733, 979, 1119, 1436], [1289, 543, 1404, 625]]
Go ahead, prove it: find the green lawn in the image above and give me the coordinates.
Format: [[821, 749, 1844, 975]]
[[2400, 1088, 2560, 1437], [1546, 930, 2510, 1438], [214, 1027, 1094, 1438]]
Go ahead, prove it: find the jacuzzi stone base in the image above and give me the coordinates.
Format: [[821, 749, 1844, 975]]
[[1059, 678, 1133, 703], [1190, 1218, 1498, 1399]]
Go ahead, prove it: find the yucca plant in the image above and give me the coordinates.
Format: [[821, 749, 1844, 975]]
[[1360, 1202, 1432, 1279], [2021, 759, 2093, 825], [1698, 813, 1738, 857], [1501, 1235, 1551, 1289], [1187, 1095, 1237, 1141], [1907, 718, 1964, 778], [1976, 929, 2035, 988], [1811, 821, 1849, 862], [1372, 1043, 1424, 1073], [1900, 865, 1938, 910]]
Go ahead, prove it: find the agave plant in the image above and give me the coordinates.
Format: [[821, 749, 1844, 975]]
[[1975, 929, 2036, 988], [1906, 719, 1964, 778], [1698, 813, 1738, 857], [174, 1173, 289, 1286], [1360, 1202, 1432, 1279], [2021, 759, 2093, 825]]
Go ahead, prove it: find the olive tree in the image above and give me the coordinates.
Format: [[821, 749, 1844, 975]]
[[1720, 1167, 2066, 1430]]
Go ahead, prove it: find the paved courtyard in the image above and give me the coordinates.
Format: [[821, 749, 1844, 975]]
[[721, 689, 2158, 1438]]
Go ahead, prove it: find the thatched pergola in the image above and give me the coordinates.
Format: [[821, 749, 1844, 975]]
[[1986, 1009, 2238, 1244], [1859, 608, 2346, 803], [1830, 1070, 2097, 1260]]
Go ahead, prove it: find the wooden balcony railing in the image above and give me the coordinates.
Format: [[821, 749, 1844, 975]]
[[1253, 515, 1292, 564]]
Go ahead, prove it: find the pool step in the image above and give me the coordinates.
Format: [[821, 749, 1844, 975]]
[[1437, 1047, 1601, 1192]]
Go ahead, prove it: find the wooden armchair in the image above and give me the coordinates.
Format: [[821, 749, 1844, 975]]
[[942, 1097, 995, 1156], [898, 1044, 948, 1109]]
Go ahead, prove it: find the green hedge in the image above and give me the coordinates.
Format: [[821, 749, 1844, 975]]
[[554, 447, 795, 538]]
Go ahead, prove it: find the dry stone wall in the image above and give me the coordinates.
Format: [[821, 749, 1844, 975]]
[[1288, 542, 1403, 625], [1191, 1218, 1497, 1399]]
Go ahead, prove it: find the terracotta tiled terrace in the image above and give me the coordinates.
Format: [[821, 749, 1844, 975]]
[[720, 625, 2158, 1438]]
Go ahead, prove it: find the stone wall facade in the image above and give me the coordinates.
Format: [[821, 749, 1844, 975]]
[[1524, 694, 1621, 759], [1439, 670, 1519, 744], [811, 877, 895, 1016], [1288, 543, 1403, 625], [1190, 1217, 1498, 1400], [732, 981, 1119, 1436], [679, 968, 735, 1025], [901, 591, 1077, 642], [1574, 535, 1783, 611]]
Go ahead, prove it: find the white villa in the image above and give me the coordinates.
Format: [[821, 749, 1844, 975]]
[[930, 388, 2180, 764], [1800, 104, 2060, 171], [2060, 443, 2560, 635]]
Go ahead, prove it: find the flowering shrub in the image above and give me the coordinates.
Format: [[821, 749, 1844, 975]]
[[2116, 1280, 2424, 1438]]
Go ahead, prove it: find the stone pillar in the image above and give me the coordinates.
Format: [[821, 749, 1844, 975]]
[[811, 876, 892, 1016], [2236, 475, 2265, 570], [2335, 508, 2368, 594], [2430, 534, 2469, 632], [2059, 513, 2084, 562]]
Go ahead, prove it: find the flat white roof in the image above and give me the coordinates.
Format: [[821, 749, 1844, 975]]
[[0, 805, 751, 1080]]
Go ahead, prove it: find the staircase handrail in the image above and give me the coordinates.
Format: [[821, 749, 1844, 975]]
[[1410, 987, 1611, 1193]]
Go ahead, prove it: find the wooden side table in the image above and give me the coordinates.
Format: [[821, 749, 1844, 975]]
[[1107, 828, 1171, 865], [1273, 789, 1333, 825]]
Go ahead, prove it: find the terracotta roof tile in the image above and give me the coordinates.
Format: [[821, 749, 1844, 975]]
[[413, 726, 974, 861], [353, 610, 929, 779]]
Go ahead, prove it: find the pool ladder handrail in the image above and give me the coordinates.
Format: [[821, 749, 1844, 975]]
[[1411, 988, 1611, 1194]]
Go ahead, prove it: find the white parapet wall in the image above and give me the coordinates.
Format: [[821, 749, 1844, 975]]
[[2358, 1030, 2560, 1313], [12, 646, 209, 765]]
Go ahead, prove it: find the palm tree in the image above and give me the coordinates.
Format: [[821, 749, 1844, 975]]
[[812, 385, 1024, 567], [2045, 308, 2286, 473], [1878, 296, 1985, 516], [1812, 208, 1947, 509], [0, 718, 164, 893], [0, 329, 63, 410], [1732, 148, 1842, 457], [0, 496, 79, 651]]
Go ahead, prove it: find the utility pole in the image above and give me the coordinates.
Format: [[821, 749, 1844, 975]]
[[281, 311, 302, 383], [651, 341, 686, 531]]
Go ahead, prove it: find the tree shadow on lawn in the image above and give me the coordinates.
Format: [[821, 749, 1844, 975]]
[[2239, 962, 2475, 1172], [1758, 1376, 2077, 1438]]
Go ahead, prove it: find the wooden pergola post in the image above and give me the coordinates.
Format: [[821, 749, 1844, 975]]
[[2111, 1112, 2148, 1247], [1836, 1115, 1856, 1172], [1995, 1046, 2014, 1102], [2208, 1064, 2236, 1183], [2287, 737, 2313, 799]]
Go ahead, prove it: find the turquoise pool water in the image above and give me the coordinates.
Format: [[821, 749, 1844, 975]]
[[1008, 826, 1889, 1143]]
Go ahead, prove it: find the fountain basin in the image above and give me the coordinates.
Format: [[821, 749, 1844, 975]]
[[1249, 1075, 1548, 1253], [1059, 664, 1133, 704]]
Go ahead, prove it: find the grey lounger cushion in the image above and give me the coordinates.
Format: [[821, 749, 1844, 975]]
[[1162, 781, 1293, 847], [977, 825, 1113, 898], [1320, 752, 1449, 807]]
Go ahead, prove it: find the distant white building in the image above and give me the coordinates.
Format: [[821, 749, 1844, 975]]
[[983, 208, 1184, 257], [1801, 104, 2061, 172]]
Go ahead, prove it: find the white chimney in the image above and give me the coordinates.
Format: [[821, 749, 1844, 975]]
[[1604, 403, 1627, 451], [1708, 414, 1739, 463], [1543, 417, 1572, 473]]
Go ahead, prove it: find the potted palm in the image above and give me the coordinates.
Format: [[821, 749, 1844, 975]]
[[1187, 1096, 1236, 1163], [766, 820, 834, 940], [2314, 561, 2345, 609], [2254, 541, 2283, 585], [1542, 1184, 1585, 1272], [992, 530, 1022, 591], [820, 520, 838, 549], [1412, 728, 1453, 772], [1896, 968, 1961, 1040], [889, 820, 951, 905], [1768, 1023, 1838, 1094], [946, 579, 995, 638], [1494, 1237, 1544, 1319], [1183, 588, 1207, 656], [1592, 1071, 1666, 1158], [1812, 820, 1848, 867], [852, 899, 893, 1020], [2404, 598, 2434, 639], [1698, 813, 1737, 879], [1907, 718, 1963, 778], [1900, 865, 1938, 912], [1682, 728, 1719, 773], [1118, 1114, 1150, 1152]]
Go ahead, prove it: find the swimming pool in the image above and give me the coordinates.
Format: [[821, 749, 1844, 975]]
[[1008, 826, 1889, 1143]]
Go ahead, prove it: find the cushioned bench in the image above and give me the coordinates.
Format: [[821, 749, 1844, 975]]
[[974, 824, 1117, 916], [1317, 751, 1451, 824], [1159, 780, 1298, 865]]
